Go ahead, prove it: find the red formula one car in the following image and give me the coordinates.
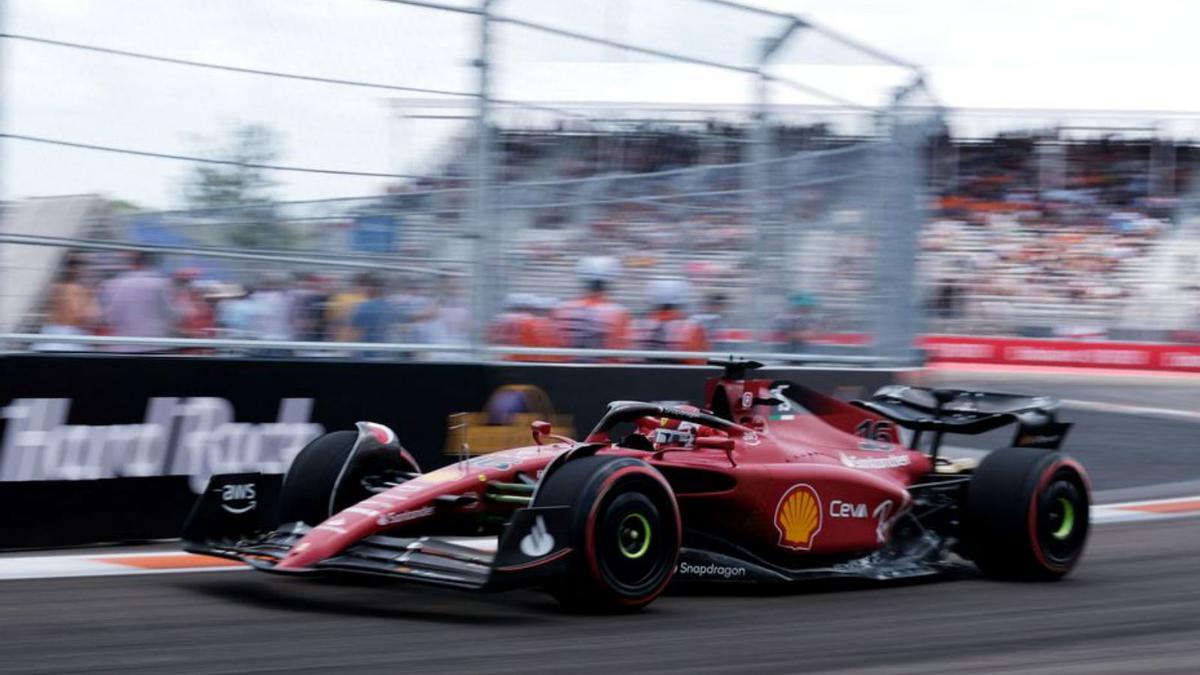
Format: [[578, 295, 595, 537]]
[[184, 360, 1090, 612]]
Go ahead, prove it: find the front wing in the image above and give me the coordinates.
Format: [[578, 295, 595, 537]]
[[182, 473, 575, 591]]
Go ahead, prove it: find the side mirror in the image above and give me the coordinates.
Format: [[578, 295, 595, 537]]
[[531, 420, 553, 445], [696, 436, 735, 451]]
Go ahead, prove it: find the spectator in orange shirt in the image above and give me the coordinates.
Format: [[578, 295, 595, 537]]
[[490, 293, 537, 357], [635, 278, 709, 363], [554, 256, 631, 357], [490, 293, 568, 362], [530, 294, 566, 355]]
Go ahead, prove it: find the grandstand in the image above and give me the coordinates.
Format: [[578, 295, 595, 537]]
[[10, 119, 1189, 345], [922, 133, 1200, 337]]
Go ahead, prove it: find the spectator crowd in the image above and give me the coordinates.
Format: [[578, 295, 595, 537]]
[[35, 251, 472, 357], [35, 250, 835, 359], [29, 125, 1200, 355], [921, 133, 1195, 332]]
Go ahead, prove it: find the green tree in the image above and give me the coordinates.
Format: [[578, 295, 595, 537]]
[[184, 124, 288, 249]]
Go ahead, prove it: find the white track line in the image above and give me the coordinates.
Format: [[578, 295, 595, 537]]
[[1061, 399, 1200, 421]]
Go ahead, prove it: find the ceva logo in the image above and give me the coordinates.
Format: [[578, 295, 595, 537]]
[[829, 499, 868, 519]]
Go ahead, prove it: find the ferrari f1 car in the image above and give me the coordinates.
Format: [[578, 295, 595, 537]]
[[183, 360, 1090, 612]]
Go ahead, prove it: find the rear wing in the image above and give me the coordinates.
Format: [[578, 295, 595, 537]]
[[852, 385, 1071, 458]]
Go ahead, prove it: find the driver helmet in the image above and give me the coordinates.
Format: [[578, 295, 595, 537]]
[[652, 418, 698, 448], [635, 405, 718, 449]]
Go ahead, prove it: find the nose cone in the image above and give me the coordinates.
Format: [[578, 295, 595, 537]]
[[275, 513, 375, 569]]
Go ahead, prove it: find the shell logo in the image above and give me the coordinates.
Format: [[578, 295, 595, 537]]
[[775, 484, 823, 550]]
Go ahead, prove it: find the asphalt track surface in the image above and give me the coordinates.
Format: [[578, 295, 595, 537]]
[[2, 372, 1197, 674]]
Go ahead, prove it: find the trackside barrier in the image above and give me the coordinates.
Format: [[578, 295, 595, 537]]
[[0, 353, 906, 548], [9, 332, 1195, 372], [920, 335, 1200, 372], [0, 332, 895, 365]]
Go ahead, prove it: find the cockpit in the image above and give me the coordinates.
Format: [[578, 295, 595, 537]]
[[585, 402, 743, 454]]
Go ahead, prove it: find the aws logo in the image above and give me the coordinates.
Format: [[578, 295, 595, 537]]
[[220, 483, 257, 514], [775, 483, 823, 550]]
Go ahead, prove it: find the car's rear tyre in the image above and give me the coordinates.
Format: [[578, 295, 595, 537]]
[[963, 447, 1090, 580], [279, 430, 419, 526], [533, 455, 680, 612]]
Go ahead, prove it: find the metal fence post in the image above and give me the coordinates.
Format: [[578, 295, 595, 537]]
[[745, 66, 770, 350], [747, 19, 802, 351], [470, 0, 495, 357], [868, 106, 926, 364], [0, 0, 7, 347]]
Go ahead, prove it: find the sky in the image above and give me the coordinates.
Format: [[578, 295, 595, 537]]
[[5, 0, 1200, 209]]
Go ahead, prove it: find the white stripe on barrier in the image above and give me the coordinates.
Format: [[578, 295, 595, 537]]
[[0, 555, 245, 581], [1061, 399, 1200, 422]]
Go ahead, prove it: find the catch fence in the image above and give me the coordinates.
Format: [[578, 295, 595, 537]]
[[0, 0, 941, 363]]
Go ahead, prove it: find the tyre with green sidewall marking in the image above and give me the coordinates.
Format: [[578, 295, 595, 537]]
[[963, 446, 1090, 580], [532, 455, 681, 612]]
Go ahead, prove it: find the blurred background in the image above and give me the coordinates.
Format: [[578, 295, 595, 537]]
[[2, 0, 1198, 365]]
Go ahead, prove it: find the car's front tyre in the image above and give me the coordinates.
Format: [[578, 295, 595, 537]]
[[279, 428, 420, 526], [533, 455, 681, 612]]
